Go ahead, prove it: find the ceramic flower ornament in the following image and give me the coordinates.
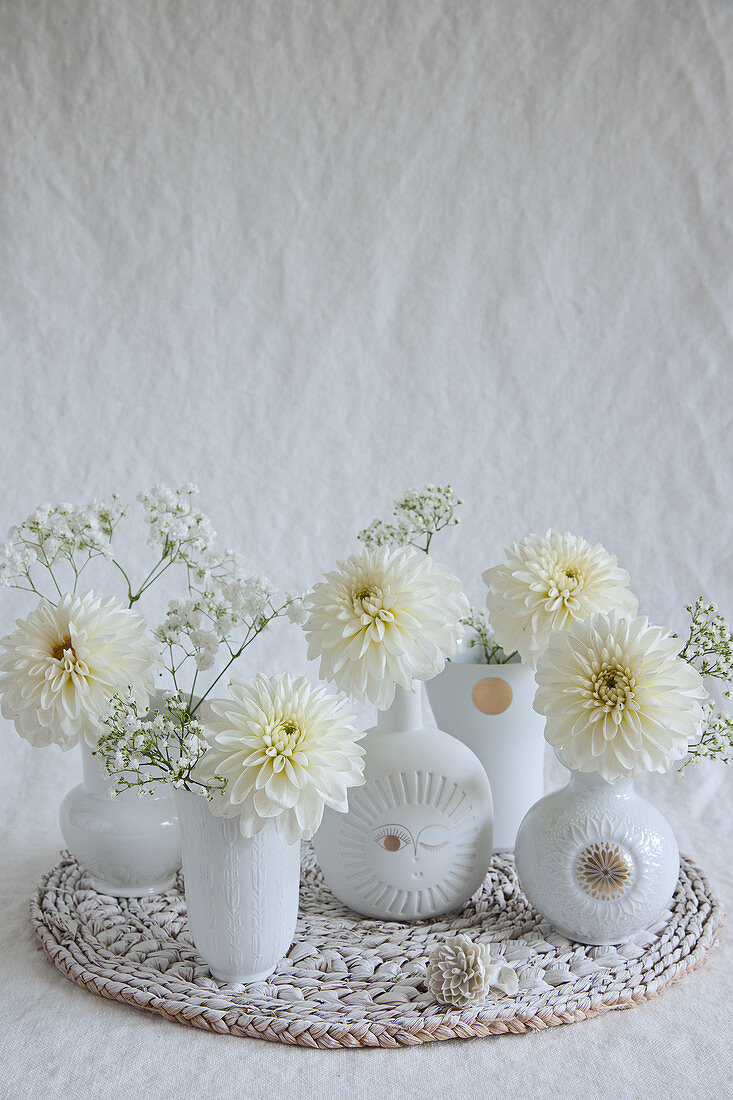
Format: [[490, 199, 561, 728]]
[[197, 673, 366, 844], [0, 592, 158, 749], [303, 545, 469, 709], [426, 935, 518, 1008], [483, 530, 638, 667], [534, 611, 706, 781]]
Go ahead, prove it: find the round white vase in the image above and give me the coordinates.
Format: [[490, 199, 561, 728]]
[[425, 659, 546, 850], [59, 739, 182, 897], [175, 791, 301, 984], [514, 768, 679, 945], [314, 684, 493, 921]]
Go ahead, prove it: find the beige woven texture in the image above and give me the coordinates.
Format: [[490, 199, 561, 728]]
[[30, 847, 722, 1049]]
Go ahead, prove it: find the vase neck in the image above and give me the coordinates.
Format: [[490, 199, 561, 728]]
[[376, 683, 423, 732], [80, 737, 115, 797], [567, 768, 636, 795]]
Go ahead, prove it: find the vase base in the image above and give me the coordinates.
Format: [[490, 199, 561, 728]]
[[210, 964, 278, 986], [87, 874, 179, 898]]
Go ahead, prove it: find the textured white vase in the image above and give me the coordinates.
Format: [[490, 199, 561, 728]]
[[175, 791, 301, 984], [315, 684, 493, 921], [425, 656, 547, 851], [514, 768, 679, 945], [59, 739, 182, 897]]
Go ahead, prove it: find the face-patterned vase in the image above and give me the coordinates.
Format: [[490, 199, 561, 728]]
[[514, 767, 679, 946], [314, 684, 493, 921]]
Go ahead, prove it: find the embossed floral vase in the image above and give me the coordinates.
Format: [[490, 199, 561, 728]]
[[59, 737, 181, 898], [314, 684, 493, 921], [425, 654, 547, 851], [514, 768, 679, 945], [175, 791, 301, 984]]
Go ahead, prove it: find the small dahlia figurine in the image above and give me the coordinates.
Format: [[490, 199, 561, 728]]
[[426, 935, 518, 1008]]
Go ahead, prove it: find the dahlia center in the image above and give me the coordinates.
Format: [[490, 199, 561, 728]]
[[352, 585, 385, 618], [591, 661, 635, 715], [51, 635, 76, 663], [265, 718, 305, 758]]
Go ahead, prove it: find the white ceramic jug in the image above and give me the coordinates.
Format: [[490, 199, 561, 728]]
[[59, 738, 181, 897]]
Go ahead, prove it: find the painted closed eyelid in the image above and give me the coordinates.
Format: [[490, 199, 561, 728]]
[[416, 824, 450, 847], [419, 839, 450, 851]]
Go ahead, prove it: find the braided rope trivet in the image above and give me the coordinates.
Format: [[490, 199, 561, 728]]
[[30, 848, 722, 1048]]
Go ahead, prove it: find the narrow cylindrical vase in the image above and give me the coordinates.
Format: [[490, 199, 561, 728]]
[[175, 790, 301, 984], [425, 659, 546, 850]]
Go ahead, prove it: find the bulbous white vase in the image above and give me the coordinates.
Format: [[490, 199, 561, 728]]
[[315, 684, 493, 921], [514, 768, 679, 946], [425, 657, 546, 850], [59, 739, 181, 897], [175, 791, 301, 984]]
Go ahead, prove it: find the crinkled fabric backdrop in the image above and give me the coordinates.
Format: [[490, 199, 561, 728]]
[[0, 1, 731, 1097]]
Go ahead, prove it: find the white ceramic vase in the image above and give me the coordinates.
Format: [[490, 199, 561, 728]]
[[175, 791, 301, 984], [315, 684, 493, 921], [514, 767, 679, 945], [425, 658, 546, 850], [59, 739, 182, 897]]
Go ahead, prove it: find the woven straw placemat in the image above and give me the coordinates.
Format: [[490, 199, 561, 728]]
[[30, 847, 722, 1048]]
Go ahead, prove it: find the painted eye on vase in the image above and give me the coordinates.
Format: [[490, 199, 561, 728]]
[[417, 825, 450, 852], [373, 826, 411, 853]]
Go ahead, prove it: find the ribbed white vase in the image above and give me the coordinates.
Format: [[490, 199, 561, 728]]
[[59, 738, 181, 897], [175, 791, 301, 984], [315, 684, 493, 921], [425, 658, 546, 850], [514, 768, 679, 945]]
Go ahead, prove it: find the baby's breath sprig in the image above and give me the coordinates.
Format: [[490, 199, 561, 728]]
[[459, 608, 518, 664], [676, 597, 733, 768], [358, 484, 462, 554], [94, 689, 227, 798], [0, 497, 125, 601]]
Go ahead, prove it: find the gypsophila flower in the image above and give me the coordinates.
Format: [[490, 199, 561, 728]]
[[676, 598, 733, 767], [458, 608, 518, 664], [304, 546, 469, 709], [95, 690, 226, 796], [138, 484, 215, 568], [483, 530, 638, 667], [426, 935, 518, 1008], [0, 496, 124, 595], [198, 673, 365, 843], [534, 612, 706, 781], [358, 484, 462, 554]]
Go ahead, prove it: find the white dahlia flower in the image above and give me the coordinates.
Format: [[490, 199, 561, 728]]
[[304, 546, 469, 709], [199, 673, 365, 844], [0, 593, 158, 749], [534, 612, 706, 782], [427, 935, 518, 1008], [483, 530, 638, 666]]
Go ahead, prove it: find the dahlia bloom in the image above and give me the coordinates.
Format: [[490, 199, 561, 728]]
[[0, 592, 158, 749], [483, 530, 638, 666], [304, 545, 469, 709], [199, 673, 365, 844], [534, 612, 706, 781]]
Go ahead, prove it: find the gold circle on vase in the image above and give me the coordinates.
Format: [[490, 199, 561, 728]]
[[575, 841, 635, 900], [471, 677, 513, 716]]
